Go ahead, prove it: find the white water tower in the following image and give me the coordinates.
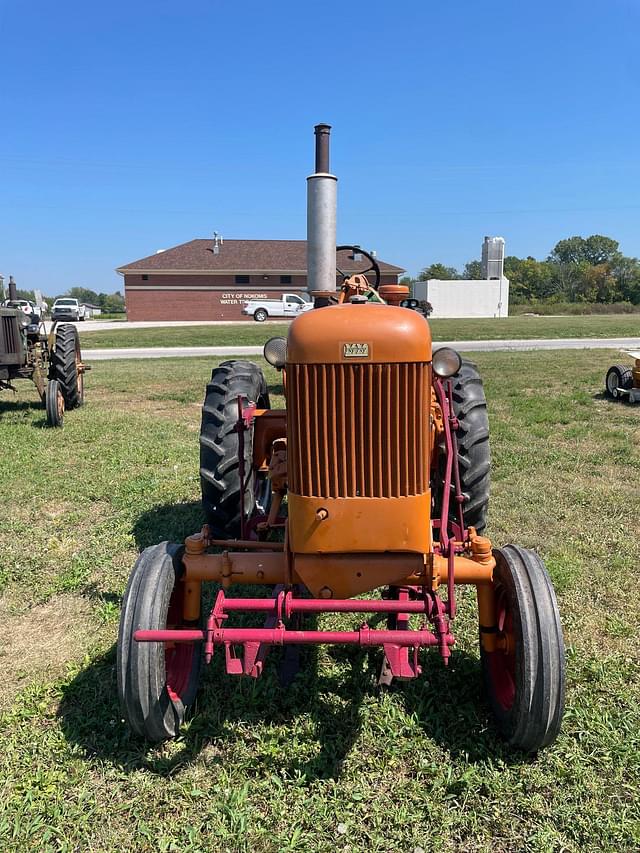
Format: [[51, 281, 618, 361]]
[[481, 236, 505, 280]]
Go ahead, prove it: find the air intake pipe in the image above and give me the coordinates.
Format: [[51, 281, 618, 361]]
[[307, 124, 337, 306]]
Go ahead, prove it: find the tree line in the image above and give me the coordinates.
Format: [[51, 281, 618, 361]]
[[412, 235, 640, 305], [14, 286, 126, 313]]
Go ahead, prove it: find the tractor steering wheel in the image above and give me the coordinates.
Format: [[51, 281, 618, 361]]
[[336, 245, 381, 291]]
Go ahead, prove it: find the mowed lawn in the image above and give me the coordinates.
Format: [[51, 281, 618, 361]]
[[0, 350, 639, 852], [78, 313, 640, 349]]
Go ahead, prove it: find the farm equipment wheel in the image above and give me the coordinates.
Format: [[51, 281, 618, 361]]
[[605, 364, 633, 399], [51, 324, 84, 408], [45, 378, 64, 427], [117, 542, 202, 741], [433, 360, 490, 533], [481, 545, 565, 752], [254, 308, 268, 322], [199, 360, 271, 537]]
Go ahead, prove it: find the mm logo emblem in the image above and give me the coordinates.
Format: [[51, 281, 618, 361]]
[[343, 342, 369, 358]]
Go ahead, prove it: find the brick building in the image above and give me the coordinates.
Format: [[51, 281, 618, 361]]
[[117, 239, 405, 321]]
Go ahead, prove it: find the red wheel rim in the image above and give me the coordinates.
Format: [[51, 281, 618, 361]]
[[165, 644, 195, 703], [164, 581, 196, 703], [487, 584, 516, 710]]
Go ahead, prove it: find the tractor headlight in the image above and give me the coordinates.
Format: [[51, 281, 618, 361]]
[[432, 347, 462, 379], [263, 336, 287, 369]]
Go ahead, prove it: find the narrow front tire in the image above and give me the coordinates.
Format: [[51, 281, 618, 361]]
[[117, 542, 202, 741], [481, 545, 565, 752], [45, 379, 64, 427]]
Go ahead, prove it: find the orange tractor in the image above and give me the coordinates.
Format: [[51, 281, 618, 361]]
[[117, 125, 565, 751]]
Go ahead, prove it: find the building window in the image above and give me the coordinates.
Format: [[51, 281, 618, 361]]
[[235, 275, 250, 284], [142, 274, 149, 281], [280, 275, 292, 285]]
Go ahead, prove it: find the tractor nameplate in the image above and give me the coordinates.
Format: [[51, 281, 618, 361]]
[[343, 342, 369, 358]]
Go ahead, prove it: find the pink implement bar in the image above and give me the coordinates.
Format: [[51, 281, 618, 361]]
[[220, 597, 431, 614], [134, 627, 454, 648]]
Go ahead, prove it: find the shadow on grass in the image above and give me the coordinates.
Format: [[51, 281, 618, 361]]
[[0, 397, 47, 427], [592, 390, 636, 406], [59, 504, 522, 778], [132, 501, 205, 551], [0, 398, 43, 413], [58, 634, 522, 782]]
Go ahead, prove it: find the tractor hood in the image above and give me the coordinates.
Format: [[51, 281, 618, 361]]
[[287, 302, 432, 365]]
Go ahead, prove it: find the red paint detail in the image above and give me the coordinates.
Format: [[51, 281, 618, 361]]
[[165, 643, 196, 703], [488, 586, 516, 710]]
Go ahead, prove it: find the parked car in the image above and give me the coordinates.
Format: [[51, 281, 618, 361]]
[[400, 297, 433, 317], [51, 298, 87, 322], [242, 293, 312, 322], [3, 299, 41, 319]]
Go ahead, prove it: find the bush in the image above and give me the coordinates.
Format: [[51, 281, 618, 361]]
[[510, 301, 640, 316]]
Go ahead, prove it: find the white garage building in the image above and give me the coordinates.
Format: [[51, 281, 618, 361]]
[[412, 237, 510, 319]]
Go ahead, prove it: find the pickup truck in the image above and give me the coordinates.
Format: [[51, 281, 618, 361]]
[[52, 298, 87, 322], [242, 293, 312, 322]]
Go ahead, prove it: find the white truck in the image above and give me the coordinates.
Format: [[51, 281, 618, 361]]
[[51, 297, 88, 322], [242, 293, 312, 322]]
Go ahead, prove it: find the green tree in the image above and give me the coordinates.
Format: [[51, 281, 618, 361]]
[[418, 263, 459, 281], [15, 288, 36, 301], [504, 256, 557, 303], [463, 260, 483, 279], [99, 291, 126, 313], [67, 286, 100, 305], [611, 254, 640, 303]]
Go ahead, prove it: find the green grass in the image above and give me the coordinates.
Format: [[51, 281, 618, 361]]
[[79, 314, 640, 350], [0, 352, 639, 851]]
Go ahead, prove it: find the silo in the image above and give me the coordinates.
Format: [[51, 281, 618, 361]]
[[481, 236, 505, 280]]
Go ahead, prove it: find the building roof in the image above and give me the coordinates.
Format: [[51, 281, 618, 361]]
[[117, 239, 405, 275]]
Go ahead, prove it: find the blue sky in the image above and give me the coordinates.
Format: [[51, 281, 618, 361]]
[[1, 0, 639, 295]]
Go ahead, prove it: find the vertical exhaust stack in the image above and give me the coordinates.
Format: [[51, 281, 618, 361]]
[[307, 124, 337, 306], [8, 276, 17, 302]]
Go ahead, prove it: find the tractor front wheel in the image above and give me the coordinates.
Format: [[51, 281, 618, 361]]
[[45, 378, 65, 427], [481, 545, 565, 752], [117, 542, 202, 741]]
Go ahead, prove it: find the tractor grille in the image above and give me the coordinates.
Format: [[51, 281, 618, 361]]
[[287, 362, 429, 498], [1, 315, 19, 357]]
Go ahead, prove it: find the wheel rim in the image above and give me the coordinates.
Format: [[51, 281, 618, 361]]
[[56, 387, 65, 421], [607, 371, 619, 394], [76, 343, 84, 401], [487, 584, 516, 710], [165, 644, 196, 703], [164, 580, 196, 704]]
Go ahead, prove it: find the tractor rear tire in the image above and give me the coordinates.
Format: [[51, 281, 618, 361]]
[[45, 378, 64, 428], [481, 545, 565, 752], [452, 361, 490, 532], [117, 542, 202, 741], [605, 364, 633, 399], [199, 360, 270, 537], [434, 360, 490, 534], [51, 324, 84, 409]]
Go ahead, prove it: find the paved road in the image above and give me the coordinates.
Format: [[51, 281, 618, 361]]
[[82, 336, 640, 360], [44, 319, 289, 333]]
